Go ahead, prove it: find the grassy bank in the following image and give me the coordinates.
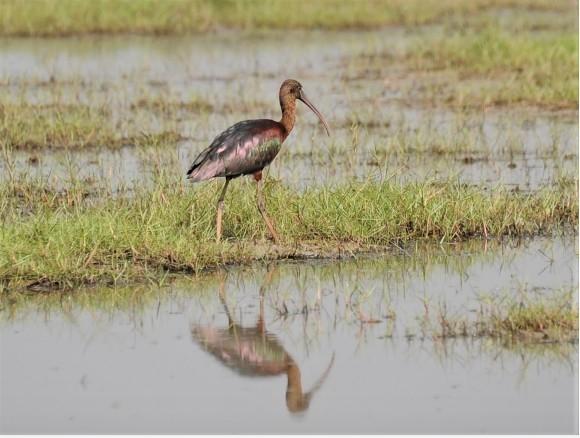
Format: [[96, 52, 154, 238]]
[[0, 0, 569, 37], [1, 176, 577, 290]]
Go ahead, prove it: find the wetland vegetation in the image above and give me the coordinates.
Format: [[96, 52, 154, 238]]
[[0, 0, 577, 433], [408, 28, 578, 108], [0, 0, 571, 37], [0, 1, 577, 295], [1, 174, 577, 291], [2, 239, 577, 344], [0, 3, 575, 292]]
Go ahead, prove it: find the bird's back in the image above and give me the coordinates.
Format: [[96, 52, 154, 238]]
[[187, 119, 286, 182], [191, 325, 290, 376]]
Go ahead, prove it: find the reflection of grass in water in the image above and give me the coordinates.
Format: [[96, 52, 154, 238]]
[[1, 259, 576, 382], [2, 269, 575, 378], [0, 172, 577, 289], [0, 0, 569, 37], [263, 268, 578, 343], [426, 337, 577, 381]]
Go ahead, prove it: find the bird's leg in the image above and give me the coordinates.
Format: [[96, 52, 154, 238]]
[[216, 178, 231, 243], [256, 265, 276, 333], [218, 275, 235, 329], [254, 172, 280, 244]]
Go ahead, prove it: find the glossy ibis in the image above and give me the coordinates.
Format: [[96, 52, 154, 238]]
[[191, 271, 335, 413], [186, 79, 330, 243]]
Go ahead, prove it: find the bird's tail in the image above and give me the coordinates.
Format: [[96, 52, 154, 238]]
[[186, 160, 223, 182]]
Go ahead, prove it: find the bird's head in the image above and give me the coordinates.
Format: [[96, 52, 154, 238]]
[[280, 79, 330, 136]]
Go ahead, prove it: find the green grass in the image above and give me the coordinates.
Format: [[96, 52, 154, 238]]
[[0, 175, 577, 290], [1, 103, 109, 149], [480, 291, 579, 341], [0, 0, 569, 37], [349, 21, 578, 109], [419, 289, 578, 342], [2, 97, 575, 155], [0, 102, 185, 150], [408, 28, 578, 108], [0, 241, 492, 317], [0, 94, 274, 150]]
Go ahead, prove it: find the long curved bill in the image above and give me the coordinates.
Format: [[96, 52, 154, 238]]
[[299, 90, 330, 136]]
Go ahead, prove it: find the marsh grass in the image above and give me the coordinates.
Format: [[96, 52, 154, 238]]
[[418, 289, 578, 342], [351, 20, 578, 109], [0, 239, 499, 318], [3, 96, 575, 159], [0, 102, 186, 150], [0, 91, 276, 150], [0, 174, 577, 290], [478, 291, 579, 341], [0, 103, 109, 149], [409, 28, 579, 107], [0, 0, 568, 37]]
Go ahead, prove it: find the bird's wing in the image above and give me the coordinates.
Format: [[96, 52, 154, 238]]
[[186, 125, 236, 181], [187, 120, 285, 182]]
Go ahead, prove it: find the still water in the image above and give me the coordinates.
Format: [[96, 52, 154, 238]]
[[1, 236, 577, 433]]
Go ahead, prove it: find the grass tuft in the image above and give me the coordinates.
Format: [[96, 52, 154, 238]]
[[419, 290, 579, 342]]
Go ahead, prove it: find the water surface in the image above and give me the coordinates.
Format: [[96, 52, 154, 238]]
[[1, 236, 577, 433]]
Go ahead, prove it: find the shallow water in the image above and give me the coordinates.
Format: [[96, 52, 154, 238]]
[[1, 236, 577, 433], [1, 30, 577, 191]]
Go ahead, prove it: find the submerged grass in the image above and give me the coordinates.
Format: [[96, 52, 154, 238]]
[[0, 0, 568, 37], [0, 175, 577, 290]]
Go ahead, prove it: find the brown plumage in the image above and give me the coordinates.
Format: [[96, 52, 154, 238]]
[[187, 79, 330, 243]]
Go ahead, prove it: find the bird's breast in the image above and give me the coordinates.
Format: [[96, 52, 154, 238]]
[[248, 138, 282, 163]]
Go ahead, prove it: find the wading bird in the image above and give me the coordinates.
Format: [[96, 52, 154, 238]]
[[186, 79, 330, 243]]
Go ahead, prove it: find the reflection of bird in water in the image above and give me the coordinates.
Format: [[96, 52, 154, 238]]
[[191, 271, 334, 413]]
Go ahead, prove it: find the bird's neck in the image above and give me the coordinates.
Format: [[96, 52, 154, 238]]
[[286, 362, 303, 402], [286, 362, 302, 390], [279, 95, 297, 135]]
